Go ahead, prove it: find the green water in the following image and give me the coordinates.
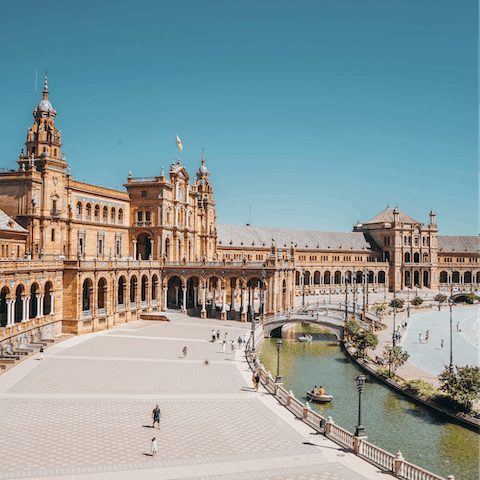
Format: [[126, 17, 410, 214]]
[[259, 334, 479, 480]]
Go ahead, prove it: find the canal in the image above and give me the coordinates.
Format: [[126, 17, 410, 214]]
[[259, 327, 479, 480]]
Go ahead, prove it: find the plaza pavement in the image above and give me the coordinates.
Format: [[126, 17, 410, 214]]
[[0, 313, 388, 480]]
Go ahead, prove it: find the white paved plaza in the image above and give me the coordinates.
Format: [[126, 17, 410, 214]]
[[0, 314, 387, 480]]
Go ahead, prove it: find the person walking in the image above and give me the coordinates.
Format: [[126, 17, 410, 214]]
[[224, 332, 228, 342], [238, 336, 242, 347], [222, 340, 226, 353], [441, 339, 444, 349], [216, 330, 220, 340], [231, 341, 236, 355], [425, 331, 429, 343], [211, 330, 216, 342], [151, 438, 158, 457], [419, 333, 422, 344], [39, 346, 44, 361], [182, 346, 187, 357], [254, 372, 260, 392], [152, 405, 162, 429]]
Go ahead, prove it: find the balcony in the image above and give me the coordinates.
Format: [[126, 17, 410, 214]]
[[50, 209, 62, 217], [135, 222, 152, 227]]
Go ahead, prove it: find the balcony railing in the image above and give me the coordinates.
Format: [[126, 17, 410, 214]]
[[50, 209, 62, 217]]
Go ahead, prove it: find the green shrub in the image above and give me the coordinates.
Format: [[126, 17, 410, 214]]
[[389, 298, 403, 309], [433, 394, 471, 413], [434, 294, 447, 303], [465, 294, 478, 304], [377, 365, 400, 382], [411, 296, 423, 306], [403, 378, 439, 400]]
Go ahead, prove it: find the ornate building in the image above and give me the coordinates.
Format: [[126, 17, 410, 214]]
[[0, 75, 477, 338]]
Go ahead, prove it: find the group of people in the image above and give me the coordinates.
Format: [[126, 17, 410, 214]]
[[312, 385, 325, 396]]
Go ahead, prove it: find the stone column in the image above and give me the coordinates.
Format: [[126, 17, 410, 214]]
[[241, 288, 247, 322], [6, 300, 14, 327], [201, 287, 207, 319], [150, 240, 154, 260], [22, 297, 28, 322], [182, 286, 187, 313], [36, 295, 42, 318], [221, 288, 227, 320], [51, 292, 54, 314], [163, 287, 168, 311], [193, 287, 198, 308], [40, 294, 44, 316], [175, 286, 179, 307], [133, 240, 137, 260], [231, 281, 235, 312]]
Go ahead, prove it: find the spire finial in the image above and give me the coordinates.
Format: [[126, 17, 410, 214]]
[[42, 70, 49, 100], [201, 148, 205, 165]]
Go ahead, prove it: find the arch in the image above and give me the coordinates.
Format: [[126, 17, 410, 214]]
[[110, 207, 116, 223], [137, 233, 152, 260], [345, 271, 353, 284], [130, 276, 137, 304], [439, 271, 448, 284], [355, 271, 362, 284], [118, 276, 126, 305], [82, 278, 92, 312], [477, 272, 480, 284], [452, 271, 460, 284], [186, 276, 200, 309], [324, 271, 331, 285], [404, 252, 411, 263], [118, 208, 124, 224], [314, 271, 321, 285], [29, 283, 39, 319], [0, 286, 8, 327], [304, 271, 310, 285], [295, 271, 300, 286], [334, 271, 341, 285], [413, 270, 420, 287], [141, 275, 148, 302], [368, 271, 374, 284], [378, 271, 386, 284], [94, 204, 100, 221], [43, 282, 53, 315], [152, 274, 158, 300], [102, 206, 108, 223], [167, 276, 182, 309], [423, 271, 429, 288], [414, 252, 420, 263], [76, 201, 82, 218], [14, 284, 24, 322], [86, 203, 92, 219], [98, 278, 107, 309], [463, 271, 472, 284], [404, 270, 411, 287]]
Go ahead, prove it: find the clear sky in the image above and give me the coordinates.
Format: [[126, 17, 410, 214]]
[[1, 0, 478, 235]]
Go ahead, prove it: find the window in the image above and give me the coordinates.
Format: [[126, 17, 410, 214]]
[[94, 205, 100, 221], [52, 199, 57, 212], [86, 204, 92, 219], [76, 202, 82, 217], [414, 237, 418, 246], [137, 212, 143, 222], [111, 207, 115, 223], [141, 190, 147, 197], [118, 209, 123, 224], [145, 211, 151, 222], [51, 228, 55, 242], [103, 206, 108, 222]]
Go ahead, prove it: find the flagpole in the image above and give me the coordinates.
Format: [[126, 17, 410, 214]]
[[175, 134, 177, 162]]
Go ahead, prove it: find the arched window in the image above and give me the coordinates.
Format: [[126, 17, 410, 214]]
[[152, 275, 158, 300], [110, 207, 115, 223], [295, 271, 300, 286], [414, 253, 420, 263], [0, 287, 8, 327], [404, 252, 411, 263], [165, 238, 170, 259], [324, 271, 331, 285], [118, 277, 125, 305], [378, 271, 386, 284], [76, 202, 82, 218], [15, 285, 24, 322], [98, 278, 107, 309], [103, 206, 108, 223], [141, 275, 148, 302], [44, 282, 53, 315], [94, 205, 100, 221], [314, 271, 321, 285], [423, 253, 429, 263], [30, 284, 38, 319], [439, 271, 448, 284], [82, 279, 92, 312], [334, 271, 341, 285], [86, 203, 92, 220], [130, 276, 137, 304], [118, 209, 123, 224]]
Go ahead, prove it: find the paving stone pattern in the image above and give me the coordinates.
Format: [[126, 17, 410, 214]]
[[0, 398, 315, 479], [56, 335, 236, 361], [7, 358, 247, 395]]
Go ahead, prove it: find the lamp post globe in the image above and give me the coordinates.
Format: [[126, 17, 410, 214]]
[[355, 374, 366, 437], [275, 338, 282, 383], [302, 268, 306, 308]]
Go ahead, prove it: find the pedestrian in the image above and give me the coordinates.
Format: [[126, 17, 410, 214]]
[[40, 346, 44, 360], [216, 330, 220, 340], [456, 322, 460, 332], [243, 334, 247, 345], [152, 404, 161, 429], [182, 346, 187, 357], [222, 340, 226, 353], [425, 333, 429, 343], [151, 438, 158, 457], [238, 336, 242, 347], [231, 341, 236, 354], [254, 372, 260, 392], [419, 333, 422, 344], [211, 329, 216, 342], [224, 332, 228, 342], [441, 339, 444, 349]]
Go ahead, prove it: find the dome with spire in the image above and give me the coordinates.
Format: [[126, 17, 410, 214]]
[[197, 154, 209, 176], [35, 71, 55, 114]]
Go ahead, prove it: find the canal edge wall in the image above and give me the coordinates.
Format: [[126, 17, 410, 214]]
[[342, 341, 480, 433]]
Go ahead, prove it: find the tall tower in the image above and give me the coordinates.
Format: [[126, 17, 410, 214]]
[[195, 154, 216, 259]]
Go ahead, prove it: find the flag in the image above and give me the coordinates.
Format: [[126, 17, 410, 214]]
[[176, 134, 183, 151]]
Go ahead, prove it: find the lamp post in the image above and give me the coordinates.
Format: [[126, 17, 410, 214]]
[[449, 296, 454, 373], [438, 287, 442, 311], [345, 276, 349, 321], [329, 286, 331, 305], [392, 289, 397, 348], [362, 269, 366, 319], [250, 285, 256, 353], [471, 268, 474, 293], [355, 374, 366, 437], [353, 278, 356, 320], [406, 277, 410, 318], [302, 268, 306, 308], [275, 338, 282, 383]]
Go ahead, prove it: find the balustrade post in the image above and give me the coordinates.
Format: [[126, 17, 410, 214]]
[[353, 436, 366, 454], [394, 451, 404, 476], [303, 401, 311, 420], [325, 416, 334, 436], [286, 390, 293, 406]]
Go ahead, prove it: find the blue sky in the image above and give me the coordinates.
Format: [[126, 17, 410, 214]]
[[1, 0, 477, 234]]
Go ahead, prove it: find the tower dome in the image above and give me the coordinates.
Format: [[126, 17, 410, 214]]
[[35, 71, 55, 114], [197, 153, 209, 177]]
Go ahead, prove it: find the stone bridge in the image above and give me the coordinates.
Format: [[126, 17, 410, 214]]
[[263, 303, 375, 339]]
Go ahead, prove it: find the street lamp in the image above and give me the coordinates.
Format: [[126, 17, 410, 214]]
[[449, 296, 454, 372], [406, 276, 410, 318], [345, 276, 349, 321], [392, 289, 397, 348], [353, 278, 356, 319], [355, 374, 366, 437], [302, 268, 306, 308], [275, 338, 282, 383]]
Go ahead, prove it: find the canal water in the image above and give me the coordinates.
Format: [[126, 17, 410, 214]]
[[259, 329, 479, 480]]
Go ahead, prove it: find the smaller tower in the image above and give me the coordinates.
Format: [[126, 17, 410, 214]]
[[429, 208, 436, 226]]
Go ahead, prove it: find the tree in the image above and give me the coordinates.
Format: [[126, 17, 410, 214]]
[[389, 298, 403, 309], [411, 296, 423, 306], [439, 365, 480, 411], [464, 294, 478, 304], [382, 345, 410, 378], [344, 320, 361, 340], [434, 294, 447, 304], [355, 331, 378, 358]]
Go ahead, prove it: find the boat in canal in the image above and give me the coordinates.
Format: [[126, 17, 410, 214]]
[[307, 390, 333, 402], [298, 334, 313, 342]]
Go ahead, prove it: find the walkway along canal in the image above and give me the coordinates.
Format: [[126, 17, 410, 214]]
[[258, 333, 479, 480]]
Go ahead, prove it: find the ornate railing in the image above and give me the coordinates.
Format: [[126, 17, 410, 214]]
[[245, 348, 450, 480]]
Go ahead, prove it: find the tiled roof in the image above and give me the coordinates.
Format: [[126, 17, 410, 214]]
[[0, 208, 27, 233], [216, 224, 377, 251], [438, 236, 479, 254], [363, 207, 419, 225]]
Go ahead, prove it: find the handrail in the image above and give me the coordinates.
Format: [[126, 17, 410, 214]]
[[244, 345, 449, 480]]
